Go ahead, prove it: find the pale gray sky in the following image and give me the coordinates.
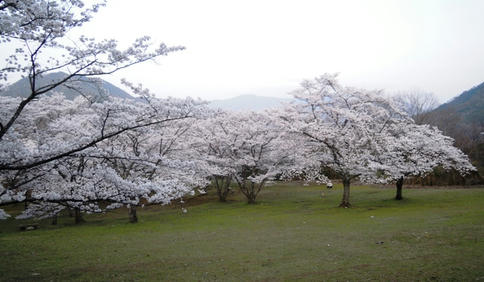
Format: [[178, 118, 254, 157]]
[[17, 0, 484, 102]]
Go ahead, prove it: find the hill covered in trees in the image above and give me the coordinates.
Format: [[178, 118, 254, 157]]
[[426, 82, 484, 181], [434, 81, 484, 124], [1, 72, 133, 101]]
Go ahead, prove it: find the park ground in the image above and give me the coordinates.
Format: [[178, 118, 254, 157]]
[[1, 183, 483, 281]]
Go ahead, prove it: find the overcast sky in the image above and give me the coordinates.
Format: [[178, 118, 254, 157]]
[[38, 0, 484, 102]]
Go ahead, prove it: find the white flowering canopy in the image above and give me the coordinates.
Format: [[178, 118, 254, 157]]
[[195, 110, 304, 183], [283, 74, 475, 186], [380, 122, 475, 180], [282, 74, 408, 182], [0, 0, 197, 219], [0, 93, 208, 219], [193, 109, 325, 203]]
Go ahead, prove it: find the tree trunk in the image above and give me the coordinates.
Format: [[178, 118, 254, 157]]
[[214, 175, 232, 202], [395, 176, 404, 200], [246, 182, 256, 204], [236, 177, 264, 204], [339, 178, 351, 207], [247, 193, 256, 204], [221, 176, 232, 202], [129, 207, 138, 223], [51, 215, 58, 225], [217, 192, 227, 202], [129, 206, 138, 223], [239, 181, 257, 204], [74, 207, 84, 224]]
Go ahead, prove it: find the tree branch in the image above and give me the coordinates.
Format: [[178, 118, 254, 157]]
[[0, 115, 192, 171]]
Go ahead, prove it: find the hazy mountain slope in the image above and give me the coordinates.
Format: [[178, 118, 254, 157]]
[[209, 94, 292, 111], [425, 81, 484, 182], [434, 81, 484, 123], [1, 72, 133, 100]]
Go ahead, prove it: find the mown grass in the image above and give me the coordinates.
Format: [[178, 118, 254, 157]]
[[1, 183, 483, 281]]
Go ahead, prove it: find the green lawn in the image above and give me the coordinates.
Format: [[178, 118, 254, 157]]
[[1, 183, 484, 281]]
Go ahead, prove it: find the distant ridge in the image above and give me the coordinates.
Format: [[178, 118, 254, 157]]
[[209, 94, 292, 111], [1, 72, 134, 100], [425, 81, 484, 181], [433, 81, 484, 123]]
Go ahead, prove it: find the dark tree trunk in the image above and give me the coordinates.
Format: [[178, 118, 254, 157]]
[[51, 215, 57, 225], [244, 182, 256, 204], [129, 206, 138, 223], [236, 179, 264, 204], [214, 175, 232, 202], [339, 178, 351, 208], [247, 192, 257, 204], [74, 207, 84, 224], [395, 176, 404, 200]]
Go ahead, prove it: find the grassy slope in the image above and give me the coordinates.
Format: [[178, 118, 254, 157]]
[[1, 183, 483, 281]]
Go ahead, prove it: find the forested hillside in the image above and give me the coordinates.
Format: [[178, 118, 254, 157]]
[[1, 72, 133, 101], [435, 82, 484, 123], [426, 82, 484, 180]]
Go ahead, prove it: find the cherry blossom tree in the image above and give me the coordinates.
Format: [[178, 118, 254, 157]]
[[194, 110, 308, 204], [96, 117, 209, 222], [284, 74, 410, 207], [191, 111, 237, 202], [380, 122, 475, 200], [0, 0, 195, 219], [0, 92, 207, 220], [0, 0, 184, 166]]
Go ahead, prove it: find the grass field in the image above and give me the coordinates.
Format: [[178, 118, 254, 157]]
[[1, 183, 484, 281]]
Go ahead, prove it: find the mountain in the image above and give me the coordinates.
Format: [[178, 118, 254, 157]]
[[209, 94, 292, 111], [425, 81, 484, 182], [433, 81, 484, 124], [1, 72, 134, 100]]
